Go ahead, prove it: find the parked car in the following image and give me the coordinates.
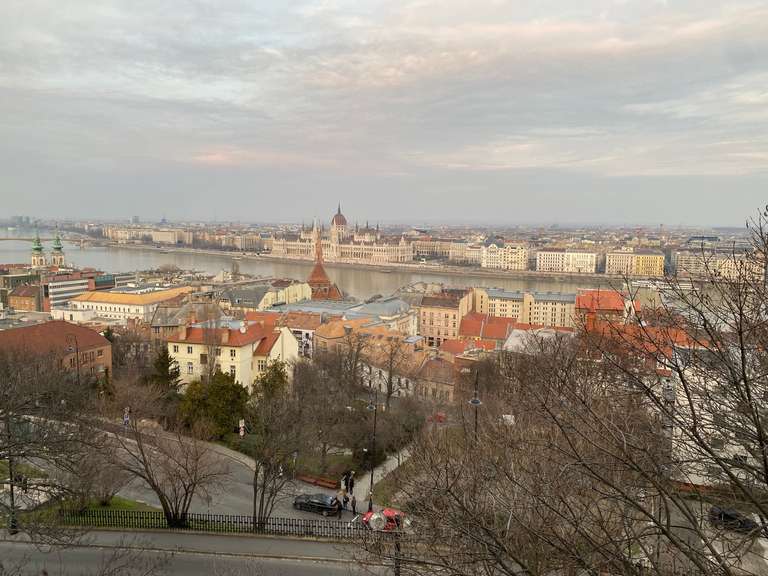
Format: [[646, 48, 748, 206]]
[[293, 493, 338, 517], [708, 506, 759, 534], [362, 508, 410, 531]]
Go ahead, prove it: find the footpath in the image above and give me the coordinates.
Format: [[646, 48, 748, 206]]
[[210, 442, 411, 511]]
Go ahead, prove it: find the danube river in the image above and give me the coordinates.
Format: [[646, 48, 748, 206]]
[[0, 235, 621, 301]]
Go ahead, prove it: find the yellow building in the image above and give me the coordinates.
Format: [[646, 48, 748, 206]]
[[168, 320, 299, 391], [606, 250, 664, 277], [472, 288, 576, 328], [416, 289, 473, 347]]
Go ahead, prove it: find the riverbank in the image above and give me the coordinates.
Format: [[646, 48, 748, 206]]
[[108, 243, 638, 286]]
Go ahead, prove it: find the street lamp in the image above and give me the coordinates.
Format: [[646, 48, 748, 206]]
[[367, 388, 378, 513], [468, 371, 482, 442]]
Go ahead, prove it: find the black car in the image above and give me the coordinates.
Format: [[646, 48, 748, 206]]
[[293, 493, 338, 516], [708, 506, 760, 534]]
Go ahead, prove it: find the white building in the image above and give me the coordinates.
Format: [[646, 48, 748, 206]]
[[536, 250, 597, 274], [481, 243, 529, 271], [66, 286, 193, 323]]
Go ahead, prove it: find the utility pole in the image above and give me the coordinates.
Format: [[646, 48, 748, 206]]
[[367, 388, 378, 513]]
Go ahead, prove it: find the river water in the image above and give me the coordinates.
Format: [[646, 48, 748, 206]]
[[0, 231, 619, 300]]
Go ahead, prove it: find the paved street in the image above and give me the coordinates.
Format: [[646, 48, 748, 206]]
[[0, 533, 382, 575], [119, 441, 409, 520]]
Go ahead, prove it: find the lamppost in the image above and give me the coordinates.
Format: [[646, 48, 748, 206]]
[[469, 371, 482, 442], [367, 388, 378, 513], [66, 333, 81, 388]]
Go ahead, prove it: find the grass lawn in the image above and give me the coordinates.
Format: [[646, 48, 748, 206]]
[[373, 456, 416, 508], [86, 496, 159, 512], [296, 452, 357, 480], [0, 459, 48, 480]]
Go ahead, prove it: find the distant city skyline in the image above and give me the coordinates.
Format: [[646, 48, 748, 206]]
[[2, 1, 767, 226]]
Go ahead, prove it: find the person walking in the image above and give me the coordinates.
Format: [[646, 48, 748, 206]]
[[351, 494, 357, 515], [346, 470, 355, 495], [336, 495, 343, 519]]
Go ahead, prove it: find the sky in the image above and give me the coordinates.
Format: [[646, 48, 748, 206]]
[[1, 0, 767, 226]]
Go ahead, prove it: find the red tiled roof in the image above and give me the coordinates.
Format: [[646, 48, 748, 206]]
[[255, 332, 280, 355], [169, 322, 280, 350], [0, 320, 110, 354], [459, 313, 517, 341], [575, 290, 636, 314]]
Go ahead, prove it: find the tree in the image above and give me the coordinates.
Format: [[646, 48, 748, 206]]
[[293, 358, 352, 474], [179, 371, 248, 439], [361, 203, 768, 576], [239, 360, 306, 526], [149, 346, 181, 393], [107, 380, 229, 528], [0, 346, 98, 541]]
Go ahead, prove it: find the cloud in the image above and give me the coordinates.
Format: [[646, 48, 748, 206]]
[[1, 0, 768, 223]]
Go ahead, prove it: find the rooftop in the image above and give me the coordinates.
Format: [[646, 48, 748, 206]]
[[72, 285, 193, 306], [0, 320, 110, 353]]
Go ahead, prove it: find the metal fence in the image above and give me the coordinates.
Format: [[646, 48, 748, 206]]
[[58, 509, 368, 539]]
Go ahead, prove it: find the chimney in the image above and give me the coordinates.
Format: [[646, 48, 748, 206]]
[[221, 329, 229, 344]]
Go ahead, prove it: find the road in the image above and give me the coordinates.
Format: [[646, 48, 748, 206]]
[[118, 439, 406, 520], [0, 531, 383, 575]]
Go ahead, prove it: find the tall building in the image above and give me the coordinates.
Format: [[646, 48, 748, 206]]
[[307, 223, 343, 301], [30, 233, 46, 268], [50, 233, 66, 267]]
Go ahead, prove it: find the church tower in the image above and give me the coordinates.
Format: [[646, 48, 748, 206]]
[[50, 232, 66, 267], [307, 220, 343, 301], [30, 232, 47, 268]]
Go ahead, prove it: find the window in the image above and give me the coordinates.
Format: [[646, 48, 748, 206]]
[[216, 348, 221, 356], [187, 346, 193, 354], [97, 349, 103, 357], [187, 362, 194, 374], [173, 345, 179, 353], [200, 354, 208, 365], [229, 365, 236, 378], [230, 349, 236, 358]]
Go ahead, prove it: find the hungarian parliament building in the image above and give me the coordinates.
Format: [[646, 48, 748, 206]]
[[270, 205, 414, 264]]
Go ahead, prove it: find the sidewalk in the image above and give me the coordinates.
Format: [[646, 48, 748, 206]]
[[340, 447, 411, 512]]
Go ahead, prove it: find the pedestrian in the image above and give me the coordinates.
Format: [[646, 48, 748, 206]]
[[336, 496, 343, 519], [341, 470, 349, 492], [338, 488, 348, 510], [347, 470, 355, 495], [351, 494, 357, 515]]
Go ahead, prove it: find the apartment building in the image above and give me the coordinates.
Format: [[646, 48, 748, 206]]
[[605, 250, 665, 277], [481, 243, 528, 271], [536, 250, 597, 273], [168, 320, 299, 391], [472, 288, 576, 328], [416, 289, 473, 347]]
